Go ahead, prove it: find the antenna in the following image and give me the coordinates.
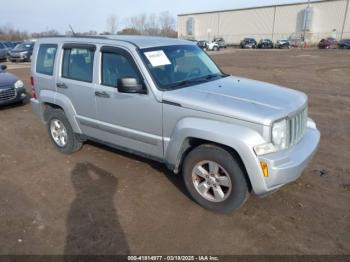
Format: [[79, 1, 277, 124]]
[[69, 24, 76, 36]]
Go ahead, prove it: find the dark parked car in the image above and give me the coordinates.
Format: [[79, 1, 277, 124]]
[[213, 37, 227, 48], [0, 41, 12, 54], [0, 64, 27, 106], [338, 39, 350, 49], [197, 40, 208, 50], [240, 38, 257, 48], [0, 43, 7, 61], [4, 42, 16, 50], [275, 39, 290, 49], [318, 38, 338, 49], [258, 39, 274, 49], [7, 42, 34, 62]]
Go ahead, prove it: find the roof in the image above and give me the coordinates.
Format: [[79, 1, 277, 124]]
[[104, 35, 193, 48], [178, 0, 335, 16], [36, 35, 194, 49]]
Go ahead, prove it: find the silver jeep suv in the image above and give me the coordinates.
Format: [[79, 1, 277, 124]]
[[30, 36, 320, 213]]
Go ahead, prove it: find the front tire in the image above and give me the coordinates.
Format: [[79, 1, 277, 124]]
[[182, 144, 250, 213], [46, 109, 83, 154]]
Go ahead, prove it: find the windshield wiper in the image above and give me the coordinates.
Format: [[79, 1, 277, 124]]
[[204, 74, 223, 80], [169, 78, 207, 88], [169, 74, 227, 89]]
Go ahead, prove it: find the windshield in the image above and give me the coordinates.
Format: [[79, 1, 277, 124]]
[[141, 45, 226, 90], [14, 43, 33, 50]]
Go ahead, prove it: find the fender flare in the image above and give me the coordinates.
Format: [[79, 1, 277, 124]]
[[40, 90, 82, 134], [164, 117, 268, 194]]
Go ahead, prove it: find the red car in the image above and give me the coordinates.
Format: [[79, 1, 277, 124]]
[[318, 38, 338, 49]]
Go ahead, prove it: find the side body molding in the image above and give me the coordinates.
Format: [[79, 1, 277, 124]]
[[164, 117, 267, 194]]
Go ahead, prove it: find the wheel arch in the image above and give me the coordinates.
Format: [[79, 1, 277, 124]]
[[176, 137, 253, 191], [164, 118, 267, 194], [40, 90, 82, 134]]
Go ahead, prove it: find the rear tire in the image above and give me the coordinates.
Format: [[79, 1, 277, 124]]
[[182, 144, 250, 213], [46, 109, 83, 154]]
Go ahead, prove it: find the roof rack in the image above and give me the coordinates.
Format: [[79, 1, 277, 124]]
[[37, 35, 140, 48], [37, 35, 109, 39]]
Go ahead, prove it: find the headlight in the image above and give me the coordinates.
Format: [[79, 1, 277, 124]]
[[272, 119, 288, 150], [254, 118, 289, 156], [14, 80, 24, 89], [21, 51, 28, 55], [254, 143, 277, 156]]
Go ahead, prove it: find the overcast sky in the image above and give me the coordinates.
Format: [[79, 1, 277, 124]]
[[1, 0, 307, 33]]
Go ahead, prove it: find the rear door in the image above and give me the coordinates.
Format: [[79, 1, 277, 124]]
[[56, 43, 98, 136]]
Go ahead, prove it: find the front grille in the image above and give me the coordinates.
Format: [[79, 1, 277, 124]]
[[0, 88, 16, 101], [288, 107, 308, 146]]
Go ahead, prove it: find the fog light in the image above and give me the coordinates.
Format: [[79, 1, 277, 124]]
[[260, 161, 269, 177]]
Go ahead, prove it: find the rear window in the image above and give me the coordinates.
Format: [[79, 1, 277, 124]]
[[36, 44, 57, 76], [62, 48, 94, 82]]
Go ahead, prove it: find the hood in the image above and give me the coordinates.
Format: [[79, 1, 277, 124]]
[[0, 71, 18, 88], [162, 76, 307, 126]]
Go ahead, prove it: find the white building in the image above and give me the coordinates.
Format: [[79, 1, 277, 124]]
[[178, 0, 350, 44]]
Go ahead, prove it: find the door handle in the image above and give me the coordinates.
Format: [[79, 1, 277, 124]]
[[95, 91, 110, 98], [56, 82, 68, 89]]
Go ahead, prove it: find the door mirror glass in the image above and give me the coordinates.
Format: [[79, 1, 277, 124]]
[[117, 78, 145, 94], [0, 64, 7, 71]]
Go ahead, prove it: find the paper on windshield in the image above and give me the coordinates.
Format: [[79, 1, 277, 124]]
[[144, 50, 171, 67]]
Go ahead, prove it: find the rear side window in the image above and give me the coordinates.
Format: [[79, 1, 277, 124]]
[[62, 48, 94, 82], [101, 52, 140, 87], [36, 44, 57, 76], [0, 43, 5, 49]]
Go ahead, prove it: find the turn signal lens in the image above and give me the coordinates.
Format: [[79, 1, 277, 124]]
[[260, 161, 269, 177]]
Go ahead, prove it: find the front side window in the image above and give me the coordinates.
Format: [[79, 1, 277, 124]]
[[141, 45, 225, 90], [36, 44, 57, 76], [62, 48, 94, 82], [101, 51, 140, 87]]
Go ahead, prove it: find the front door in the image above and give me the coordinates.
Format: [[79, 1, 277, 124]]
[[56, 43, 97, 136], [94, 46, 163, 159]]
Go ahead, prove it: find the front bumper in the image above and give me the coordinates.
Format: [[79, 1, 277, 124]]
[[8, 54, 29, 62], [0, 87, 27, 106], [256, 119, 320, 195]]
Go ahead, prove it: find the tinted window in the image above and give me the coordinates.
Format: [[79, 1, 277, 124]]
[[62, 48, 94, 82], [36, 44, 57, 76], [0, 43, 4, 49], [101, 52, 140, 87]]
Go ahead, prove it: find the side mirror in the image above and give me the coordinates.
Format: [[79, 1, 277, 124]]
[[0, 64, 7, 71], [117, 78, 146, 94]]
